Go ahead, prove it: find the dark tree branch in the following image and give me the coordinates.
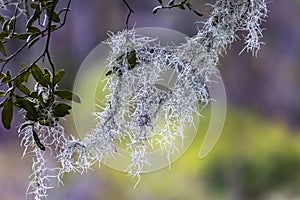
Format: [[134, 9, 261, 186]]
[[122, 0, 134, 29], [153, 0, 203, 17]]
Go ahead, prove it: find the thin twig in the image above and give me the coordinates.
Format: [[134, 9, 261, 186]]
[[44, 0, 56, 97], [56, 0, 72, 30], [122, 0, 134, 29], [153, 0, 203, 17]]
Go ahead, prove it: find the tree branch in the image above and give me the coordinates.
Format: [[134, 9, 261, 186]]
[[122, 0, 134, 29]]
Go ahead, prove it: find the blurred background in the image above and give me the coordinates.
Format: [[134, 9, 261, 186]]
[[1, 0, 300, 199]]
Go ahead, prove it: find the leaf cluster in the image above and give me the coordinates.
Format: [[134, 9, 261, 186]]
[[0, 63, 80, 150]]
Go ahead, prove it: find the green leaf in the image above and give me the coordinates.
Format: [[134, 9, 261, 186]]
[[43, 68, 52, 85], [50, 25, 57, 31], [0, 72, 5, 80], [28, 26, 41, 34], [30, 2, 39, 9], [31, 64, 47, 86], [30, 91, 38, 98], [52, 12, 60, 23], [33, 128, 45, 151], [17, 84, 31, 96], [53, 103, 72, 117], [54, 90, 81, 103], [127, 50, 137, 70], [15, 70, 30, 86], [0, 41, 7, 56], [26, 9, 41, 28], [43, 73, 51, 84], [46, 8, 60, 23], [0, 31, 8, 40], [25, 112, 37, 121], [15, 96, 39, 120], [17, 33, 31, 40], [1, 70, 11, 86], [54, 69, 65, 85], [2, 98, 13, 129]]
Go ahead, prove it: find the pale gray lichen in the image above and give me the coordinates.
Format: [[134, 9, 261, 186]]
[[18, 1, 268, 199]]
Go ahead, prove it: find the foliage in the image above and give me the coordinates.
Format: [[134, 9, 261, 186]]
[[201, 110, 300, 200]]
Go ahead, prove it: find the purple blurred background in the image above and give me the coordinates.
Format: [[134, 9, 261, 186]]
[[1, 0, 300, 199]]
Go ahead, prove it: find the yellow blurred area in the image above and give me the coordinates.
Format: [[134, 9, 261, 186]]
[[97, 108, 300, 200], [1, 107, 300, 200]]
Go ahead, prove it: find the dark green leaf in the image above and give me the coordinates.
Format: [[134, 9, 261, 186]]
[[28, 26, 41, 34], [30, 2, 39, 9], [127, 50, 137, 70], [23, 70, 30, 82], [15, 70, 30, 86], [54, 69, 65, 85], [15, 96, 39, 122], [26, 9, 41, 28], [30, 91, 38, 98], [31, 64, 47, 86], [0, 31, 8, 40], [55, 90, 81, 103], [0, 72, 5, 80], [0, 41, 7, 56], [17, 84, 31, 96], [17, 33, 31, 40], [1, 70, 11, 85], [33, 128, 45, 151], [46, 8, 60, 23], [43, 73, 51, 84], [52, 12, 60, 23], [43, 68, 52, 85], [25, 112, 37, 121], [53, 103, 72, 117], [50, 25, 57, 31], [2, 98, 13, 129]]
